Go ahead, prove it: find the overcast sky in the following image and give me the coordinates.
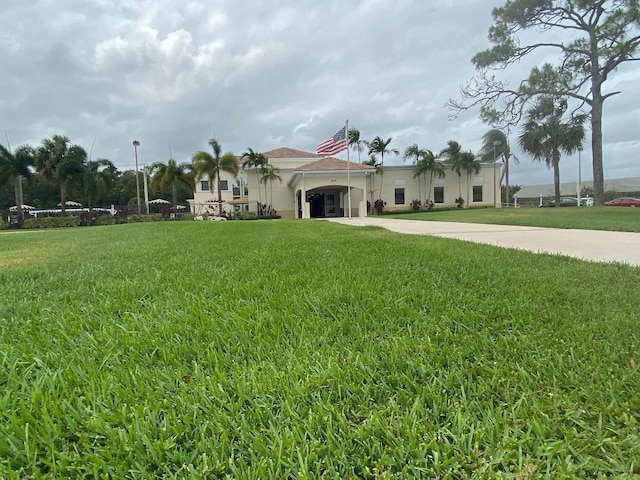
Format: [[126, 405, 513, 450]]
[[1, 0, 639, 186]]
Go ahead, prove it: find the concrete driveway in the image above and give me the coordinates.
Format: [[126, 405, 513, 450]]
[[325, 217, 640, 267]]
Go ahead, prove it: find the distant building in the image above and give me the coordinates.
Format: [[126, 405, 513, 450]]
[[516, 177, 640, 199], [188, 147, 501, 218]]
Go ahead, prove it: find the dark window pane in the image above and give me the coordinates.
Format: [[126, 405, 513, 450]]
[[434, 187, 444, 203], [473, 186, 483, 202], [394, 188, 405, 205]]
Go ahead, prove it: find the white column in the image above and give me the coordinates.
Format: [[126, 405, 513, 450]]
[[363, 174, 368, 217]]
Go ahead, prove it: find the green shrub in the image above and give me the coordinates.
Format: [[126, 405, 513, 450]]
[[0, 220, 8, 230], [233, 211, 258, 220], [37, 218, 57, 229], [21, 217, 79, 229], [96, 215, 116, 226], [22, 218, 38, 229], [57, 216, 79, 228], [127, 214, 163, 223]]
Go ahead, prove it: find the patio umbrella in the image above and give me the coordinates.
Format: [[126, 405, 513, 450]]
[[148, 198, 171, 205], [57, 200, 82, 207], [9, 205, 35, 211]]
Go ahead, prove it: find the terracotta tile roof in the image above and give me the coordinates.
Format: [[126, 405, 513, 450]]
[[263, 147, 319, 159], [295, 157, 377, 172]]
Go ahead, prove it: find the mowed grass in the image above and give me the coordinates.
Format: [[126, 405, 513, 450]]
[[388, 206, 640, 232], [1, 221, 638, 478]]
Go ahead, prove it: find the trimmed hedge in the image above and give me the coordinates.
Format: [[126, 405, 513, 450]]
[[233, 211, 258, 220], [22, 217, 80, 229], [95, 215, 116, 226]]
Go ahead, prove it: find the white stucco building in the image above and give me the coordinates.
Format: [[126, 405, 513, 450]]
[[188, 147, 501, 218]]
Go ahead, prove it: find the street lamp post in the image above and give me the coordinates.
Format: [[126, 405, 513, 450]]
[[133, 140, 141, 215], [493, 140, 502, 208], [142, 165, 150, 214]]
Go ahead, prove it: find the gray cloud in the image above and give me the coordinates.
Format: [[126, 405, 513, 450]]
[[0, 0, 638, 186]]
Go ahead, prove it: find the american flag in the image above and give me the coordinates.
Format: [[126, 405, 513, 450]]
[[316, 126, 347, 156]]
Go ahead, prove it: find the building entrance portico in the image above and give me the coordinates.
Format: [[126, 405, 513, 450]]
[[289, 158, 375, 219]]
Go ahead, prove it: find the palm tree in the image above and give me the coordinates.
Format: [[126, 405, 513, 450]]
[[478, 129, 520, 205], [439, 140, 464, 199], [260, 163, 282, 207], [348, 128, 366, 163], [405, 143, 425, 202], [83, 159, 116, 217], [34, 135, 86, 215], [0, 143, 33, 222], [149, 158, 193, 210], [242, 148, 267, 211], [519, 97, 585, 207], [440, 141, 479, 207], [367, 136, 399, 201], [460, 151, 482, 207], [362, 154, 381, 207], [415, 149, 444, 204], [192, 138, 239, 215]]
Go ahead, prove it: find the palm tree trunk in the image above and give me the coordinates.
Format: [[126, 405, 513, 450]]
[[255, 171, 262, 215], [12, 177, 24, 223], [378, 153, 385, 202], [172, 181, 178, 210], [217, 172, 223, 216], [60, 181, 67, 216], [427, 173, 433, 203], [263, 176, 268, 209]]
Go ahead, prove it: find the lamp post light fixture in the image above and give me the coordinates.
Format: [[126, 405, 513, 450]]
[[133, 140, 141, 215], [493, 140, 502, 208]]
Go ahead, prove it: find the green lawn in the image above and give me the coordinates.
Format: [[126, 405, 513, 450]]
[[387, 206, 640, 232], [1, 222, 638, 478]]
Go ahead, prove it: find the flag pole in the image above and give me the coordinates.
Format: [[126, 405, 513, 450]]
[[346, 119, 351, 218]]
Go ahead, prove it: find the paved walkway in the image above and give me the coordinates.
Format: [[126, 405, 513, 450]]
[[325, 217, 640, 267]]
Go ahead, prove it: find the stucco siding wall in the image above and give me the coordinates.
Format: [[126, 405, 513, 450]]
[[377, 164, 499, 209]]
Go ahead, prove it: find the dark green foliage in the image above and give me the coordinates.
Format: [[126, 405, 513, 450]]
[[127, 214, 164, 223], [519, 97, 585, 205], [22, 216, 80, 229], [233, 211, 258, 220], [95, 215, 116, 226]]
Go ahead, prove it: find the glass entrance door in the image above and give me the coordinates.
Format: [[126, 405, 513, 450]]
[[324, 193, 336, 217]]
